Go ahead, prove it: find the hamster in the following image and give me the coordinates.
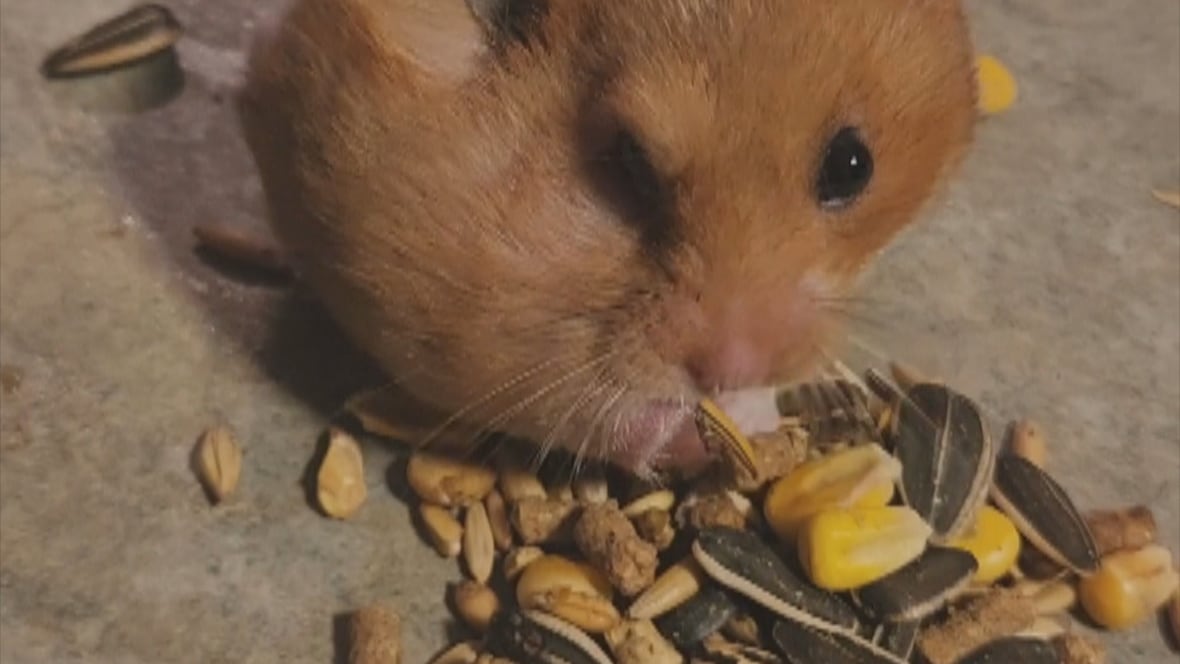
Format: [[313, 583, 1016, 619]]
[[236, 0, 978, 475]]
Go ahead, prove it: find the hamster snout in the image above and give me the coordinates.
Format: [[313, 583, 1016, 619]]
[[238, 0, 979, 475]]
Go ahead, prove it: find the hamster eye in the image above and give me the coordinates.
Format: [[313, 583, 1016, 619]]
[[816, 127, 873, 209], [611, 130, 664, 210], [600, 128, 673, 243]]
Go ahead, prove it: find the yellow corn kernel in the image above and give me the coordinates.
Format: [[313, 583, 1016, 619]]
[[797, 505, 932, 592], [949, 505, 1022, 584], [976, 54, 1017, 115], [763, 443, 899, 542], [1077, 544, 1180, 631]]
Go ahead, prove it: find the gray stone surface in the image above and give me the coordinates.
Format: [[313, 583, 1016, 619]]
[[0, 0, 1177, 662]]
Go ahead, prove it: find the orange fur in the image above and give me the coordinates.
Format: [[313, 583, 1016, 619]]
[[237, 0, 977, 469]]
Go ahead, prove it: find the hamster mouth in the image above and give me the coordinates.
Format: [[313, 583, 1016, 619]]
[[609, 387, 781, 473]]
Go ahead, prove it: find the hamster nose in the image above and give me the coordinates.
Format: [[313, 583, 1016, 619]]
[[685, 336, 769, 394]]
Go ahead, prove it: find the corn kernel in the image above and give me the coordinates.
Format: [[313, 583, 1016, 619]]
[[1077, 544, 1180, 631], [797, 505, 932, 591], [763, 443, 899, 542], [949, 505, 1022, 584], [976, 54, 1018, 115]]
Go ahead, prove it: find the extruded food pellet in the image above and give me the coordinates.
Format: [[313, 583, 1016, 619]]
[[349, 604, 402, 664], [574, 501, 659, 597]]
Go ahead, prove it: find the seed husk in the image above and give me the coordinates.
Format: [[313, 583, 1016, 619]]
[[192, 425, 242, 504], [692, 527, 859, 631], [990, 454, 1100, 575], [452, 580, 500, 633], [317, 429, 368, 519], [652, 584, 739, 650], [486, 609, 613, 664], [696, 399, 760, 479], [770, 618, 905, 664], [775, 379, 877, 446], [890, 383, 994, 542], [41, 3, 182, 79], [627, 557, 706, 620], [957, 637, 1058, 664], [420, 504, 464, 558], [348, 604, 402, 664], [851, 546, 978, 623], [463, 501, 496, 584]]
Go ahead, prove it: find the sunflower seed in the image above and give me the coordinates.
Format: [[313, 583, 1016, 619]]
[[696, 399, 760, 479], [652, 583, 738, 649], [889, 383, 994, 542], [692, 527, 859, 631], [486, 609, 612, 664], [770, 619, 904, 664], [990, 454, 1100, 575], [776, 380, 876, 446], [41, 3, 182, 79], [851, 547, 978, 623], [958, 637, 1059, 664], [873, 620, 919, 660]]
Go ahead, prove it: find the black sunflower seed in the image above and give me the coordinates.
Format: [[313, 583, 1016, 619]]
[[990, 454, 1100, 574], [958, 636, 1059, 664], [890, 383, 994, 541], [693, 527, 859, 631], [771, 619, 905, 664], [851, 547, 978, 623], [485, 609, 612, 664], [41, 4, 182, 79]]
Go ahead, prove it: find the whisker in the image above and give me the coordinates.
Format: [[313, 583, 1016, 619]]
[[538, 366, 616, 481], [413, 350, 584, 450], [473, 350, 619, 456]]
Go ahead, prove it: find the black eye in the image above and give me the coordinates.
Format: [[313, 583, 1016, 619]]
[[816, 127, 873, 209], [596, 128, 674, 245], [611, 130, 664, 210]]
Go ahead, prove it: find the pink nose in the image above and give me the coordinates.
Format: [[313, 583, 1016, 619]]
[[686, 336, 769, 393]]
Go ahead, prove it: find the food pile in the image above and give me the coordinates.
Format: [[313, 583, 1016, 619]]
[[213, 362, 1172, 664]]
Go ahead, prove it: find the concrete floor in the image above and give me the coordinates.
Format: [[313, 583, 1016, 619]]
[[0, 0, 1177, 662]]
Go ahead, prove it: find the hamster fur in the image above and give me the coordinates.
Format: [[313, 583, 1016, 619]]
[[237, 0, 978, 474]]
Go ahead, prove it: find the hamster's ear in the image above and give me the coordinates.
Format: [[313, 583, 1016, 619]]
[[370, 0, 493, 84], [465, 0, 550, 51]]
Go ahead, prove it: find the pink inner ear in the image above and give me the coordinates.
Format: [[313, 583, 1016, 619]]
[[374, 0, 487, 83]]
